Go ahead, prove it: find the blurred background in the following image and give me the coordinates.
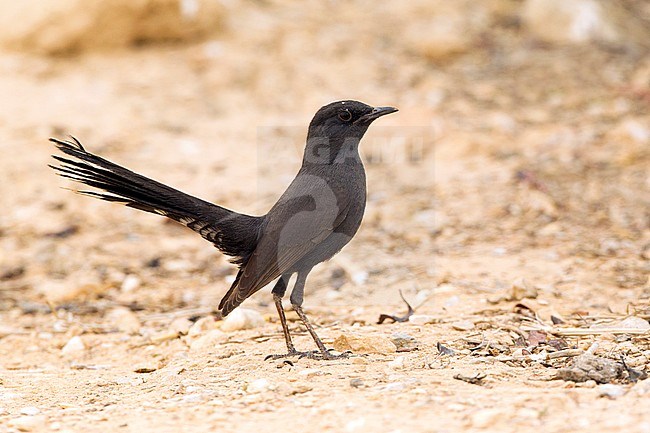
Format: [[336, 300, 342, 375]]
[[0, 0, 648, 431], [0, 0, 648, 315], [1, 0, 647, 309]]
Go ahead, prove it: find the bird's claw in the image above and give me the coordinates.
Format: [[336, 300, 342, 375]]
[[299, 348, 351, 360], [316, 350, 351, 360], [264, 350, 313, 361], [264, 349, 351, 361]]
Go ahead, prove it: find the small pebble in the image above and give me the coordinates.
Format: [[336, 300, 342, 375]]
[[165, 260, 192, 272], [487, 294, 505, 304], [19, 407, 40, 416], [599, 384, 627, 399], [150, 330, 181, 343], [246, 378, 272, 394], [187, 316, 219, 336], [120, 274, 141, 292], [288, 384, 313, 395], [61, 336, 85, 356], [451, 320, 475, 331], [443, 295, 460, 308], [349, 378, 364, 388], [384, 382, 406, 392], [408, 314, 435, 325], [351, 271, 368, 285], [169, 317, 193, 335], [618, 316, 650, 331], [221, 308, 264, 332], [182, 394, 205, 403], [388, 356, 406, 370], [352, 357, 369, 365], [508, 277, 538, 300], [298, 368, 322, 378]]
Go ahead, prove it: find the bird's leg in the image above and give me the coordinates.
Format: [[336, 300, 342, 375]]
[[292, 305, 328, 353], [291, 270, 349, 360], [274, 293, 296, 354], [265, 274, 310, 361]]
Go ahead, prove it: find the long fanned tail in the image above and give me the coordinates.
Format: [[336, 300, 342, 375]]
[[49, 136, 261, 265]]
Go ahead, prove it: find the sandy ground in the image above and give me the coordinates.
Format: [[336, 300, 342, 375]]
[[1, 3, 649, 433]]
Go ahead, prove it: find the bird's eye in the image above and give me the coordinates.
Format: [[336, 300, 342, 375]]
[[338, 109, 352, 122]]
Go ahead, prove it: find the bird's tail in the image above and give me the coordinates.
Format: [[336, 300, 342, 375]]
[[49, 137, 261, 264]]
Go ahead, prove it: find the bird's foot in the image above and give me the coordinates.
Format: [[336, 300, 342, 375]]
[[264, 349, 352, 361], [264, 349, 313, 361], [307, 349, 352, 361]]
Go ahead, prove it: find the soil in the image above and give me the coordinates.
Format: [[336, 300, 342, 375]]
[[1, 4, 649, 433]]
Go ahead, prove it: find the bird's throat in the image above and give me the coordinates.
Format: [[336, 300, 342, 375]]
[[302, 136, 361, 165]]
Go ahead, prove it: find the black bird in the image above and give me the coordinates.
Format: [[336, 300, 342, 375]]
[[49, 100, 397, 360]]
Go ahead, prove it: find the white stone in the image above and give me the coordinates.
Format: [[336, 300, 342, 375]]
[[19, 407, 40, 416], [61, 336, 85, 356], [169, 317, 193, 335], [388, 356, 406, 370], [618, 316, 650, 331], [221, 308, 264, 332], [599, 384, 627, 399], [187, 316, 219, 337], [408, 314, 435, 325], [351, 271, 368, 285], [384, 382, 406, 392], [451, 320, 475, 331], [120, 275, 140, 292], [245, 378, 272, 394]]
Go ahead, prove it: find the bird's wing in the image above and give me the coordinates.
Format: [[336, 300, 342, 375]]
[[218, 173, 350, 314]]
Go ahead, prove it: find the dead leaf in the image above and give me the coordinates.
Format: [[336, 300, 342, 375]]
[[377, 290, 415, 324], [437, 342, 456, 356], [527, 330, 548, 347]]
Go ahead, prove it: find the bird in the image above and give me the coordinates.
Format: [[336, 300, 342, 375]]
[[49, 100, 398, 360]]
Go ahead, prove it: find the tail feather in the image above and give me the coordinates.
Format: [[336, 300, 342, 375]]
[[49, 137, 262, 264], [51, 154, 166, 203]]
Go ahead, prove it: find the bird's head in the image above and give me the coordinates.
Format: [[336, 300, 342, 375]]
[[304, 100, 397, 165]]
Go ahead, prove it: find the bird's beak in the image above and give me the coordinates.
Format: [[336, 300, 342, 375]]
[[356, 106, 398, 123]]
